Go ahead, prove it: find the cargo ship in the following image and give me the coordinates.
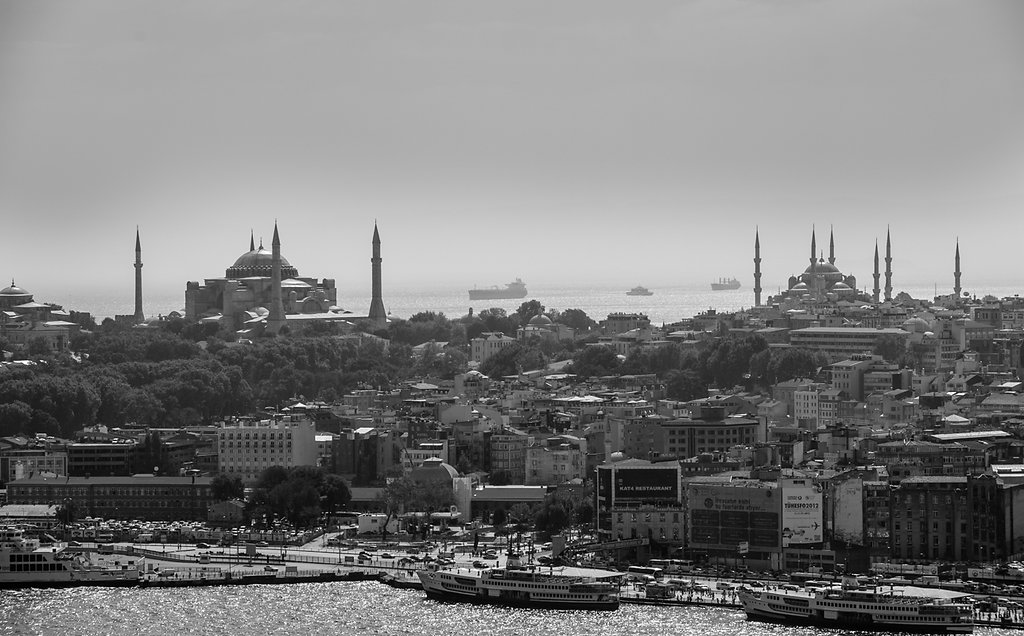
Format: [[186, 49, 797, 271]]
[[468, 278, 528, 300], [711, 277, 741, 290]]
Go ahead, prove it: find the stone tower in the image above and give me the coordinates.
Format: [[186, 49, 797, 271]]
[[753, 228, 762, 307], [268, 222, 285, 333], [368, 223, 387, 329], [954, 239, 962, 302], [134, 228, 145, 322], [872, 240, 881, 304], [884, 228, 893, 302]]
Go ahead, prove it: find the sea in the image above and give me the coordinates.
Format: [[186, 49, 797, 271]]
[[56, 281, 1024, 326], [0, 581, 1013, 636]]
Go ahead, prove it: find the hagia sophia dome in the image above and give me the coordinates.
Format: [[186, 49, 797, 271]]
[[225, 239, 299, 279]]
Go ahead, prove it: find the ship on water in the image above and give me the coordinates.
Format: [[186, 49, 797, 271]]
[[468, 278, 528, 300], [626, 285, 653, 296], [0, 527, 140, 589], [711, 277, 741, 290], [737, 578, 974, 633], [418, 554, 621, 610]]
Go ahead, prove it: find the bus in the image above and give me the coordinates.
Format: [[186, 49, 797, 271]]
[[649, 559, 694, 575], [627, 566, 664, 580]]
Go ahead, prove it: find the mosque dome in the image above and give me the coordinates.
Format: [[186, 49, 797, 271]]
[[226, 245, 299, 279], [901, 317, 931, 333], [528, 314, 553, 326], [0, 281, 30, 297]]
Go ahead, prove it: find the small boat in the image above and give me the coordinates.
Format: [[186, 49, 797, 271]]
[[711, 277, 741, 290], [626, 286, 653, 296]]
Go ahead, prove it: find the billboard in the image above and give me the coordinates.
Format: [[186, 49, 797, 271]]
[[687, 483, 779, 549], [781, 478, 823, 546], [613, 466, 680, 502]]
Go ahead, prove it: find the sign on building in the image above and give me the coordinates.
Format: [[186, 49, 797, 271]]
[[781, 478, 823, 546], [687, 483, 779, 549]]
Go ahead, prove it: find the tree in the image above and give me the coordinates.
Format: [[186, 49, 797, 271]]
[[0, 400, 33, 437], [491, 507, 508, 529], [210, 474, 245, 501], [376, 476, 416, 544], [514, 300, 545, 326], [553, 308, 598, 334], [570, 345, 620, 378], [664, 369, 707, 401], [320, 473, 352, 516], [55, 498, 77, 538]]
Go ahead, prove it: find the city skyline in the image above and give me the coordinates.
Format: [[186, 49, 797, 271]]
[[1, 1, 1022, 301]]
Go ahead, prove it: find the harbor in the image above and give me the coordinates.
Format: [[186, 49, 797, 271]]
[[19, 538, 1024, 631]]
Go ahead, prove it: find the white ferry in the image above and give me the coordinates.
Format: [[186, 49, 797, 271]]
[[0, 527, 141, 588], [737, 578, 974, 633], [418, 556, 621, 610]]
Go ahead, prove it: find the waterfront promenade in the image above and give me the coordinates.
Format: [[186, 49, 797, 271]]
[[67, 538, 1024, 629]]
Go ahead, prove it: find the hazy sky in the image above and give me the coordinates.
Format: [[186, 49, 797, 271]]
[[1, 0, 1023, 305]]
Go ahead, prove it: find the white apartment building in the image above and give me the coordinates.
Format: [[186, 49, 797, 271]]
[[217, 415, 318, 484], [470, 332, 517, 364]]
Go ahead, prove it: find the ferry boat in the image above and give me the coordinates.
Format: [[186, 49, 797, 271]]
[[626, 286, 653, 296], [0, 527, 141, 589], [418, 555, 621, 610], [710, 277, 741, 290], [468, 278, 528, 300], [737, 579, 974, 633]]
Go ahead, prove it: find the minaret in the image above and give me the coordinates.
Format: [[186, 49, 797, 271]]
[[872, 240, 881, 304], [828, 226, 836, 265], [753, 228, 762, 307], [268, 222, 285, 333], [368, 222, 387, 328], [249, 230, 255, 252], [134, 228, 145, 322], [809, 227, 817, 273], [953, 239, 962, 301], [884, 227, 893, 302]]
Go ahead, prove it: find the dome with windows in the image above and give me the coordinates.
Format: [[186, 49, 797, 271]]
[[226, 244, 298, 279]]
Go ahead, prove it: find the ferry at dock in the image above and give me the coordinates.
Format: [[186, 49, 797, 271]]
[[418, 555, 622, 610], [0, 527, 140, 589], [737, 578, 974, 633]]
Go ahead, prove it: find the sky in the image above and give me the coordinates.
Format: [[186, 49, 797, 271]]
[[1, 0, 1023, 307]]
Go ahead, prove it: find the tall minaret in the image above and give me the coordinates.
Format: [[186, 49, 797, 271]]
[[953, 239, 962, 301], [828, 226, 836, 265], [884, 227, 893, 302], [268, 222, 285, 333], [134, 228, 145, 322], [249, 230, 256, 252], [872, 240, 881, 303], [809, 227, 817, 272], [368, 223, 387, 328], [753, 228, 762, 307]]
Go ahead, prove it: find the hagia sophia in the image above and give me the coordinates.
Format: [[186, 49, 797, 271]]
[[183, 223, 388, 335]]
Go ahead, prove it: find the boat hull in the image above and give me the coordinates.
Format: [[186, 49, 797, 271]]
[[0, 571, 140, 590], [422, 586, 619, 611], [742, 605, 973, 633], [418, 568, 620, 611], [468, 289, 528, 300]]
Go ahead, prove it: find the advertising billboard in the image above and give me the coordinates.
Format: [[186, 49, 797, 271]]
[[687, 483, 779, 549], [613, 466, 680, 502], [781, 478, 823, 546]]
